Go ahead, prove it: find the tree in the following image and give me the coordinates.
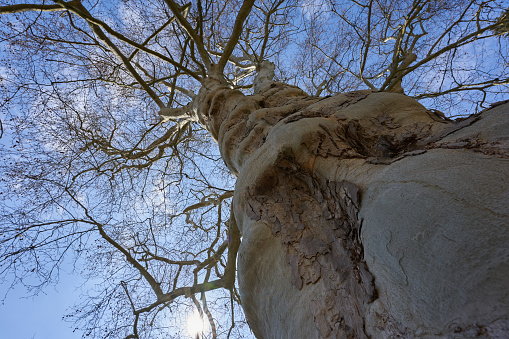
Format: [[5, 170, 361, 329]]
[[0, 0, 508, 338]]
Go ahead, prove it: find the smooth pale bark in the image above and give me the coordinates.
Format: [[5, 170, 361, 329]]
[[195, 79, 509, 338]]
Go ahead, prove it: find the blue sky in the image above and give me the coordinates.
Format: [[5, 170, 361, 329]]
[[0, 60, 82, 337], [0, 271, 84, 339]]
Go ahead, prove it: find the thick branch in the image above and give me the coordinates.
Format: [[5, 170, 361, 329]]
[[0, 3, 64, 14], [182, 191, 234, 214], [386, 52, 417, 93], [359, 0, 373, 79], [217, 0, 256, 74], [133, 210, 241, 316], [223, 211, 240, 290], [163, 0, 212, 71], [159, 103, 196, 122], [85, 21, 165, 108], [193, 241, 229, 273], [136, 279, 224, 314]]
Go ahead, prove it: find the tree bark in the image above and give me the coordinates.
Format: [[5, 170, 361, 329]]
[[196, 79, 509, 338]]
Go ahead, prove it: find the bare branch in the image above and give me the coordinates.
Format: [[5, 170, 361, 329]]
[[85, 18, 166, 108], [159, 103, 196, 122], [0, 3, 65, 14], [217, 0, 257, 74], [412, 77, 509, 99], [202, 292, 217, 339], [66, 189, 164, 298], [164, 0, 213, 71], [128, 2, 191, 63], [135, 279, 224, 314], [51, 0, 202, 80], [182, 191, 234, 214]]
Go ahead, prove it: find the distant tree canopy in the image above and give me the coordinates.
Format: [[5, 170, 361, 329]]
[[0, 1, 507, 338]]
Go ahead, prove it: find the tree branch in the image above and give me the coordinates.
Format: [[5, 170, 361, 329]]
[[66, 189, 164, 298], [217, 0, 256, 74], [135, 279, 224, 314], [0, 3, 65, 14], [84, 20, 166, 108], [223, 211, 240, 290], [159, 103, 196, 122], [412, 77, 509, 99], [51, 0, 201, 80], [163, 0, 212, 71]]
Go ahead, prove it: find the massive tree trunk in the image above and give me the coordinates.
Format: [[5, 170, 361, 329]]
[[196, 78, 509, 338]]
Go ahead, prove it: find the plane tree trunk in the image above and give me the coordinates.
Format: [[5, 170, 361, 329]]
[[194, 77, 509, 338]]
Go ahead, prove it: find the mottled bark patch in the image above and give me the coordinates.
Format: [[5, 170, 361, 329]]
[[245, 150, 377, 338]]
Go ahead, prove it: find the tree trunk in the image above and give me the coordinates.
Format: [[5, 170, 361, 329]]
[[197, 79, 509, 338]]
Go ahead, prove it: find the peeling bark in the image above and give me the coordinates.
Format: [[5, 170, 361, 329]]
[[245, 151, 376, 338]]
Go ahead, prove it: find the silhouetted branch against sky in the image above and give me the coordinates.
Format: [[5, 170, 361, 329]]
[[0, 0, 507, 338]]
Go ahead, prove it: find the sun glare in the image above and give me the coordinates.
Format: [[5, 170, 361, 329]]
[[186, 309, 208, 338]]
